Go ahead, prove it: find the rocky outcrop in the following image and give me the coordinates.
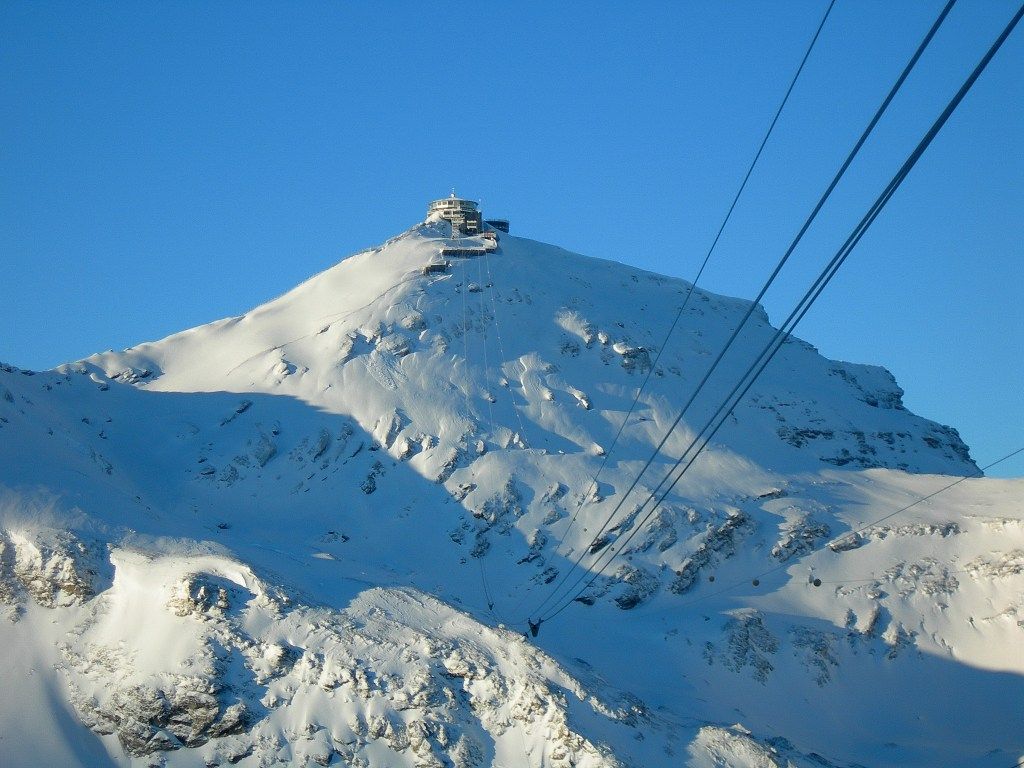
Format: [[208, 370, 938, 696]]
[[0, 529, 111, 610], [704, 610, 779, 684], [670, 510, 752, 594], [45, 548, 653, 767], [65, 672, 251, 756]]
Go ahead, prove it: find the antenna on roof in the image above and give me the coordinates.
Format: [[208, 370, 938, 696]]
[[450, 188, 457, 198]]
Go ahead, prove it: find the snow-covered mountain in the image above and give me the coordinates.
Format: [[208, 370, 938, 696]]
[[1, 220, 1021, 768]]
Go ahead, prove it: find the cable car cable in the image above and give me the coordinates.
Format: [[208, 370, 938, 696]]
[[549, 0, 837, 562], [483, 245, 529, 444], [526, 0, 958, 624], [524, 0, 954, 618], [540, 5, 1024, 620], [459, 252, 496, 613]]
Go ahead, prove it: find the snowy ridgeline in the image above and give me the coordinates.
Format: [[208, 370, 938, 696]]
[[2, 525, 840, 768], [0, 223, 1021, 768]]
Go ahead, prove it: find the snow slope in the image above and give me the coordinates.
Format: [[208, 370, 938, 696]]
[[0, 221, 1020, 767]]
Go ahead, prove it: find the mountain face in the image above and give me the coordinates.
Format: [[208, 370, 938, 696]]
[[1, 221, 1020, 768]]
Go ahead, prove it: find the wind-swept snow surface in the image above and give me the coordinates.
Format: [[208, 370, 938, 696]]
[[1, 222, 1020, 767]]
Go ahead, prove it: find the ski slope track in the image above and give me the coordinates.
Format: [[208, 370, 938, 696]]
[[1, 221, 1020, 767]]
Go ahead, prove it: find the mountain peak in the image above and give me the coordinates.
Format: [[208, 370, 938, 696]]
[[3, 225, 1014, 768], [78, 223, 975, 478]]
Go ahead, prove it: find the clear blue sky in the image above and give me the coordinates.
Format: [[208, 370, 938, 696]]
[[2, 1, 1021, 476]]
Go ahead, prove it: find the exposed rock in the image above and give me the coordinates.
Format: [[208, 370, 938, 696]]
[[771, 514, 830, 562], [4, 529, 110, 608], [670, 510, 752, 594], [790, 627, 839, 686], [361, 460, 385, 494], [964, 550, 1024, 579], [611, 342, 651, 374], [250, 433, 276, 467], [713, 611, 779, 684], [377, 333, 412, 358], [610, 565, 659, 610]]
